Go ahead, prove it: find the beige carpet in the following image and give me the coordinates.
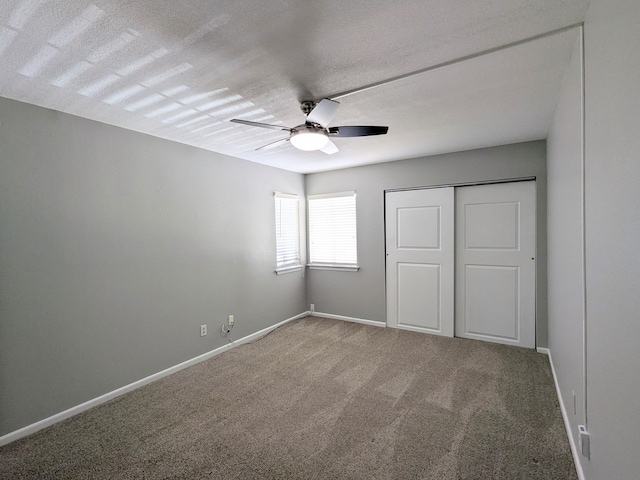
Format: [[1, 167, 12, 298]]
[[0, 316, 577, 479]]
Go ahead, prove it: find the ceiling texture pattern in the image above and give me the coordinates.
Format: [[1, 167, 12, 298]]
[[0, 1, 590, 173]]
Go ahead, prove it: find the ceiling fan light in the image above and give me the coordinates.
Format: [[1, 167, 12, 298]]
[[290, 130, 329, 151]]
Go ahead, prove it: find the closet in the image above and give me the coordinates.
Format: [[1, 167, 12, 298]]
[[385, 181, 536, 348]]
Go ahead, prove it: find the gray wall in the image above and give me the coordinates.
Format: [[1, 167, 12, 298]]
[[581, 0, 640, 477], [549, 1, 640, 477], [546, 30, 585, 461], [305, 141, 548, 346], [0, 97, 306, 436]]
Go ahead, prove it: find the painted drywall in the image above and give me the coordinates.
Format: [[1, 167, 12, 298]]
[[305, 141, 548, 346], [0, 97, 306, 436], [546, 30, 585, 463], [581, 0, 640, 477]]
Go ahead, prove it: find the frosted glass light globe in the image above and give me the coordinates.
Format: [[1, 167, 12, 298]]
[[290, 130, 329, 151]]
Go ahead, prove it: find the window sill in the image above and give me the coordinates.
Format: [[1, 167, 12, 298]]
[[275, 266, 303, 275], [307, 264, 360, 272]]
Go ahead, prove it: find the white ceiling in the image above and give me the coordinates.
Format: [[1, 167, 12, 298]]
[[0, 0, 588, 173]]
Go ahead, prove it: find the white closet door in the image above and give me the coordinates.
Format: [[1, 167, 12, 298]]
[[455, 181, 536, 348], [386, 188, 454, 336]]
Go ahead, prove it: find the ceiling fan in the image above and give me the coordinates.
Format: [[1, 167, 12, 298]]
[[230, 99, 388, 154]]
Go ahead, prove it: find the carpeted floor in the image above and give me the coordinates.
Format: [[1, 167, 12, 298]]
[[0, 317, 577, 479]]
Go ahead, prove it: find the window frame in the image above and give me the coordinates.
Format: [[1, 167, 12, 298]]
[[274, 192, 302, 275], [307, 191, 359, 271]]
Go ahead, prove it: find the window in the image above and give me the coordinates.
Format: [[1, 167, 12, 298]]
[[308, 191, 358, 270], [274, 192, 301, 274]]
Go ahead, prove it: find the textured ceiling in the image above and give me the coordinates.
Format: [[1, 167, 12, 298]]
[[0, 1, 589, 173]]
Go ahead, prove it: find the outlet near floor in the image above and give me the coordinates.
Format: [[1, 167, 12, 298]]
[[200, 325, 207, 336]]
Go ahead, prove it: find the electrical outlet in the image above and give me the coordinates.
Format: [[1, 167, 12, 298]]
[[228, 315, 234, 326], [200, 324, 207, 336], [310, 303, 315, 313]]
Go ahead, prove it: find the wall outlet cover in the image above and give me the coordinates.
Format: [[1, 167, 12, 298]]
[[578, 425, 590, 459]]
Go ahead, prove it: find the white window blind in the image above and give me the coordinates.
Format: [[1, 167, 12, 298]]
[[274, 192, 301, 273], [308, 191, 358, 267]]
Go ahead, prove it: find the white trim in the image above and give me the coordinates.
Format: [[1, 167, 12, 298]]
[[0, 311, 309, 447], [547, 349, 586, 480], [275, 266, 302, 275], [579, 24, 589, 432], [274, 191, 298, 200], [537, 347, 550, 355], [307, 190, 356, 200], [384, 177, 537, 194], [274, 193, 301, 271], [307, 264, 359, 272], [310, 311, 386, 328]]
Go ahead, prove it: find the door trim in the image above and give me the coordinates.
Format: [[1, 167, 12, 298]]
[[384, 177, 536, 195]]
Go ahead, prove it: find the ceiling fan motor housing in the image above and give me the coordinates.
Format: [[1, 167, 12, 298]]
[[300, 100, 317, 116]]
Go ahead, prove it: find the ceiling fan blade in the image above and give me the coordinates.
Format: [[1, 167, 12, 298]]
[[306, 98, 340, 127], [328, 125, 389, 137], [231, 118, 292, 132], [319, 139, 339, 155], [255, 137, 290, 151]]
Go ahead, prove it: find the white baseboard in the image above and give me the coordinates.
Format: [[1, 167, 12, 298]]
[[311, 311, 386, 328], [0, 311, 309, 447], [537, 347, 550, 355], [546, 349, 586, 480]]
